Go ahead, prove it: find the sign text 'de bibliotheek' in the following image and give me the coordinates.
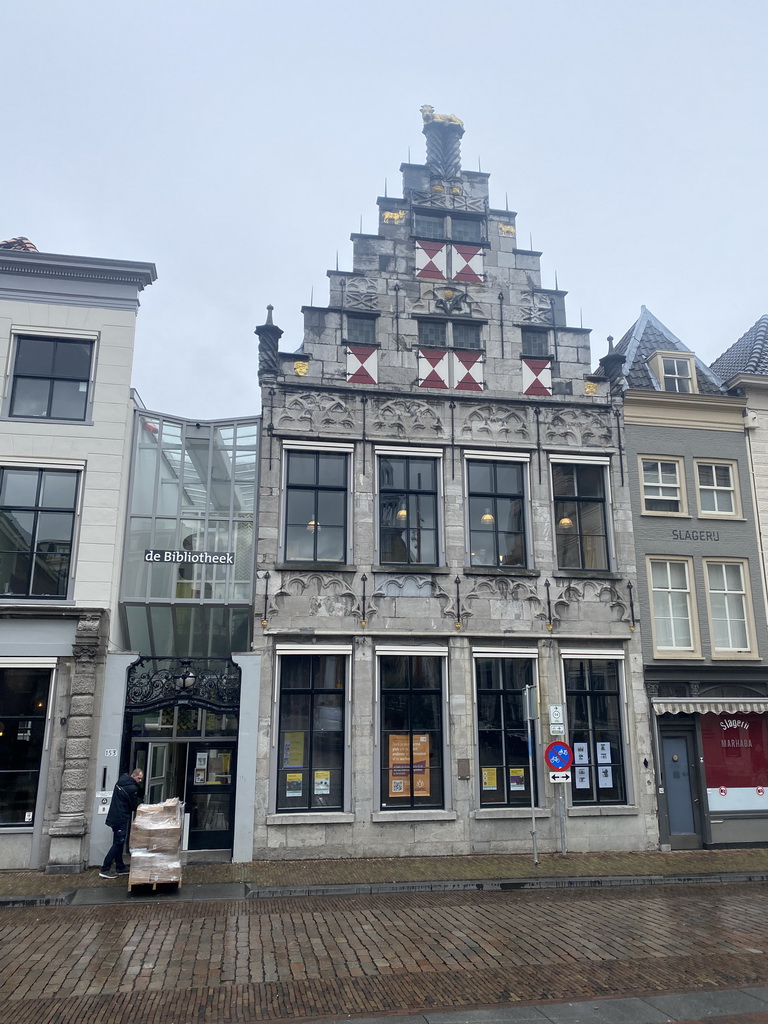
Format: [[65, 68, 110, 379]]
[[144, 550, 235, 565]]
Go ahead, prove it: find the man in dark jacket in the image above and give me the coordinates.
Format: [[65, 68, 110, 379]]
[[99, 768, 144, 878]]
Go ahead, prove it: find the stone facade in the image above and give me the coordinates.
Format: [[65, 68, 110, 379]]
[[251, 112, 657, 860]]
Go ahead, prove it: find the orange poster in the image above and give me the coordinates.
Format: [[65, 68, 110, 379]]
[[388, 733, 430, 797]]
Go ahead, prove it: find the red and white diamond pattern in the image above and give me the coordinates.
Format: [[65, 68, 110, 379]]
[[418, 348, 450, 389], [451, 245, 483, 284], [522, 358, 552, 396], [454, 351, 484, 392], [346, 344, 377, 385], [415, 240, 447, 280]]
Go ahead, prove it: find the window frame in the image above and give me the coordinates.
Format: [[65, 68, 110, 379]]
[[703, 558, 757, 659], [694, 459, 742, 519], [0, 659, 56, 828], [0, 463, 82, 601], [376, 447, 443, 568], [416, 318, 483, 351], [6, 330, 98, 423], [412, 212, 485, 243], [473, 651, 539, 808], [376, 647, 447, 811], [281, 441, 353, 566], [647, 555, 701, 659], [464, 452, 530, 569], [550, 456, 611, 572], [520, 328, 551, 359], [563, 654, 628, 806], [345, 314, 377, 347], [639, 455, 688, 517]]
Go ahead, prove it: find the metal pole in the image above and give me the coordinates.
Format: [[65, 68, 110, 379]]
[[558, 786, 567, 854], [525, 686, 538, 867]]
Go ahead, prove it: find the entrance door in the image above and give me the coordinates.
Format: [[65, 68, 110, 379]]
[[185, 742, 237, 850], [661, 729, 702, 849]]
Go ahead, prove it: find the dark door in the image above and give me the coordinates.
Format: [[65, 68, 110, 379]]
[[661, 729, 702, 849], [185, 742, 236, 850]]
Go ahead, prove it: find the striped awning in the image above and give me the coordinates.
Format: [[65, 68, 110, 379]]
[[652, 699, 768, 716]]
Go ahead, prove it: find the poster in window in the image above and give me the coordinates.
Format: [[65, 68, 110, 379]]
[[598, 765, 613, 788], [596, 742, 611, 764], [412, 734, 430, 796], [575, 766, 590, 789], [195, 752, 208, 770], [389, 734, 411, 797], [314, 770, 330, 795], [286, 772, 303, 798], [194, 769, 206, 784], [574, 742, 589, 765], [509, 768, 525, 791], [283, 731, 305, 769], [482, 768, 498, 791]]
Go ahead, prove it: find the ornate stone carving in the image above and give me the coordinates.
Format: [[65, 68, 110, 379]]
[[459, 403, 530, 443], [369, 574, 456, 620], [277, 392, 356, 432], [409, 188, 486, 213], [463, 576, 545, 623], [345, 277, 379, 310], [513, 292, 554, 325], [255, 306, 283, 383], [372, 398, 445, 438], [126, 657, 241, 713], [269, 572, 361, 620], [542, 407, 613, 448], [551, 580, 630, 625]]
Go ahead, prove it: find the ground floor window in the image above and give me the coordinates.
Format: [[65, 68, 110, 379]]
[[380, 654, 443, 809], [277, 653, 345, 811], [0, 666, 51, 825], [476, 657, 537, 806], [565, 658, 626, 804]]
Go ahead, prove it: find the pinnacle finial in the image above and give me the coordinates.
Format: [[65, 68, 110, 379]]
[[266, 304, 274, 325]]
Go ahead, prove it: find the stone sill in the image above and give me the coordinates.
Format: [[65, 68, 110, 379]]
[[551, 571, 622, 581], [275, 563, 358, 573], [372, 810, 457, 823], [463, 567, 540, 578], [473, 808, 551, 820], [266, 813, 354, 826], [0, 827, 33, 834], [566, 805, 640, 817], [372, 566, 451, 575]]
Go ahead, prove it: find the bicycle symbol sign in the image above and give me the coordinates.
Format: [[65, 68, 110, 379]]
[[544, 741, 574, 771]]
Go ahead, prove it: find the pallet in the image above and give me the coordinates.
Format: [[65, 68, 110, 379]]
[[127, 879, 181, 896]]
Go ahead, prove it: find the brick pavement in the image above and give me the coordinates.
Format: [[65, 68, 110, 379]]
[[1, 883, 768, 1023]]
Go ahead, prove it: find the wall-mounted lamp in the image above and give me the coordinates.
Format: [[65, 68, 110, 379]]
[[174, 660, 196, 691]]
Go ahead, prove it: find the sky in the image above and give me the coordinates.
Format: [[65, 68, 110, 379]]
[[3, 1, 767, 420]]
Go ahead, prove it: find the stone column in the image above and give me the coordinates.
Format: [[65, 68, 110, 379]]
[[46, 611, 107, 873]]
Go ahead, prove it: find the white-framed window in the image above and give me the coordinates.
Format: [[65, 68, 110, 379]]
[[648, 557, 699, 657], [281, 441, 353, 565], [647, 351, 697, 395], [7, 331, 98, 421], [704, 559, 755, 657], [640, 457, 686, 515], [695, 460, 741, 518], [377, 447, 442, 567], [550, 456, 611, 571]]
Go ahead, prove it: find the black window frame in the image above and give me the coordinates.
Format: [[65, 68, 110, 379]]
[[413, 212, 446, 240], [521, 328, 551, 358], [380, 654, 444, 810], [379, 455, 439, 566], [552, 463, 609, 571], [565, 659, 627, 805], [9, 335, 94, 421], [476, 657, 537, 807], [467, 459, 527, 568], [345, 314, 377, 347], [417, 319, 483, 351], [283, 449, 349, 564], [276, 653, 346, 812], [0, 467, 79, 599], [0, 666, 51, 826]]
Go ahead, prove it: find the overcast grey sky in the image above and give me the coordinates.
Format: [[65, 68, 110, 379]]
[[4, 1, 766, 419]]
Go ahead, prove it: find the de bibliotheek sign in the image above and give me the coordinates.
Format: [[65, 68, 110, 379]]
[[144, 549, 235, 565]]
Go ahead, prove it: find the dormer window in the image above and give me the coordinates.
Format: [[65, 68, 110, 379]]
[[647, 351, 697, 395]]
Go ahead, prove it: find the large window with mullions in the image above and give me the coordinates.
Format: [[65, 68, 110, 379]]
[[10, 335, 94, 420], [379, 654, 444, 809], [284, 448, 349, 563], [552, 460, 609, 571], [0, 468, 79, 598], [476, 656, 537, 806], [467, 459, 527, 568], [379, 454, 439, 565], [565, 658, 626, 805], [276, 653, 346, 812]]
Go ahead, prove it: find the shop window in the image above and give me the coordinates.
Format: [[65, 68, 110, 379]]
[[705, 560, 754, 656], [700, 712, 768, 812], [565, 658, 626, 805], [284, 450, 348, 563], [521, 329, 550, 358], [0, 667, 51, 825], [379, 454, 439, 565], [552, 462, 609, 570], [695, 461, 740, 518], [641, 457, 686, 514], [276, 654, 345, 812], [467, 459, 526, 567], [346, 315, 376, 346], [648, 557, 698, 657], [475, 657, 536, 806], [380, 654, 443, 809], [10, 335, 94, 420], [0, 468, 79, 599]]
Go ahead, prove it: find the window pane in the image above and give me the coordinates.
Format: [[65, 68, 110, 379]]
[[15, 338, 55, 375], [451, 218, 482, 242], [346, 317, 376, 346], [287, 452, 317, 486], [452, 322, 481, 349], [40, 472, 78, 509], [317, 454, 346, 488], [414, 213, 444, 238], [53, 341, 92, 378], [11, 378, 50, 418], [50, 379, 88, 419], [0, 470, 39, 507], [418, 321, 446, 347], [521, 330, 549, 357]]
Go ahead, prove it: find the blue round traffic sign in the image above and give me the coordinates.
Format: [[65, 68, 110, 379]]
[[544, 741, 573, 771]]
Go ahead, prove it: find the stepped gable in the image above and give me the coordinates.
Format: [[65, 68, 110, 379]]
[[711, 315, 768, 382]]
